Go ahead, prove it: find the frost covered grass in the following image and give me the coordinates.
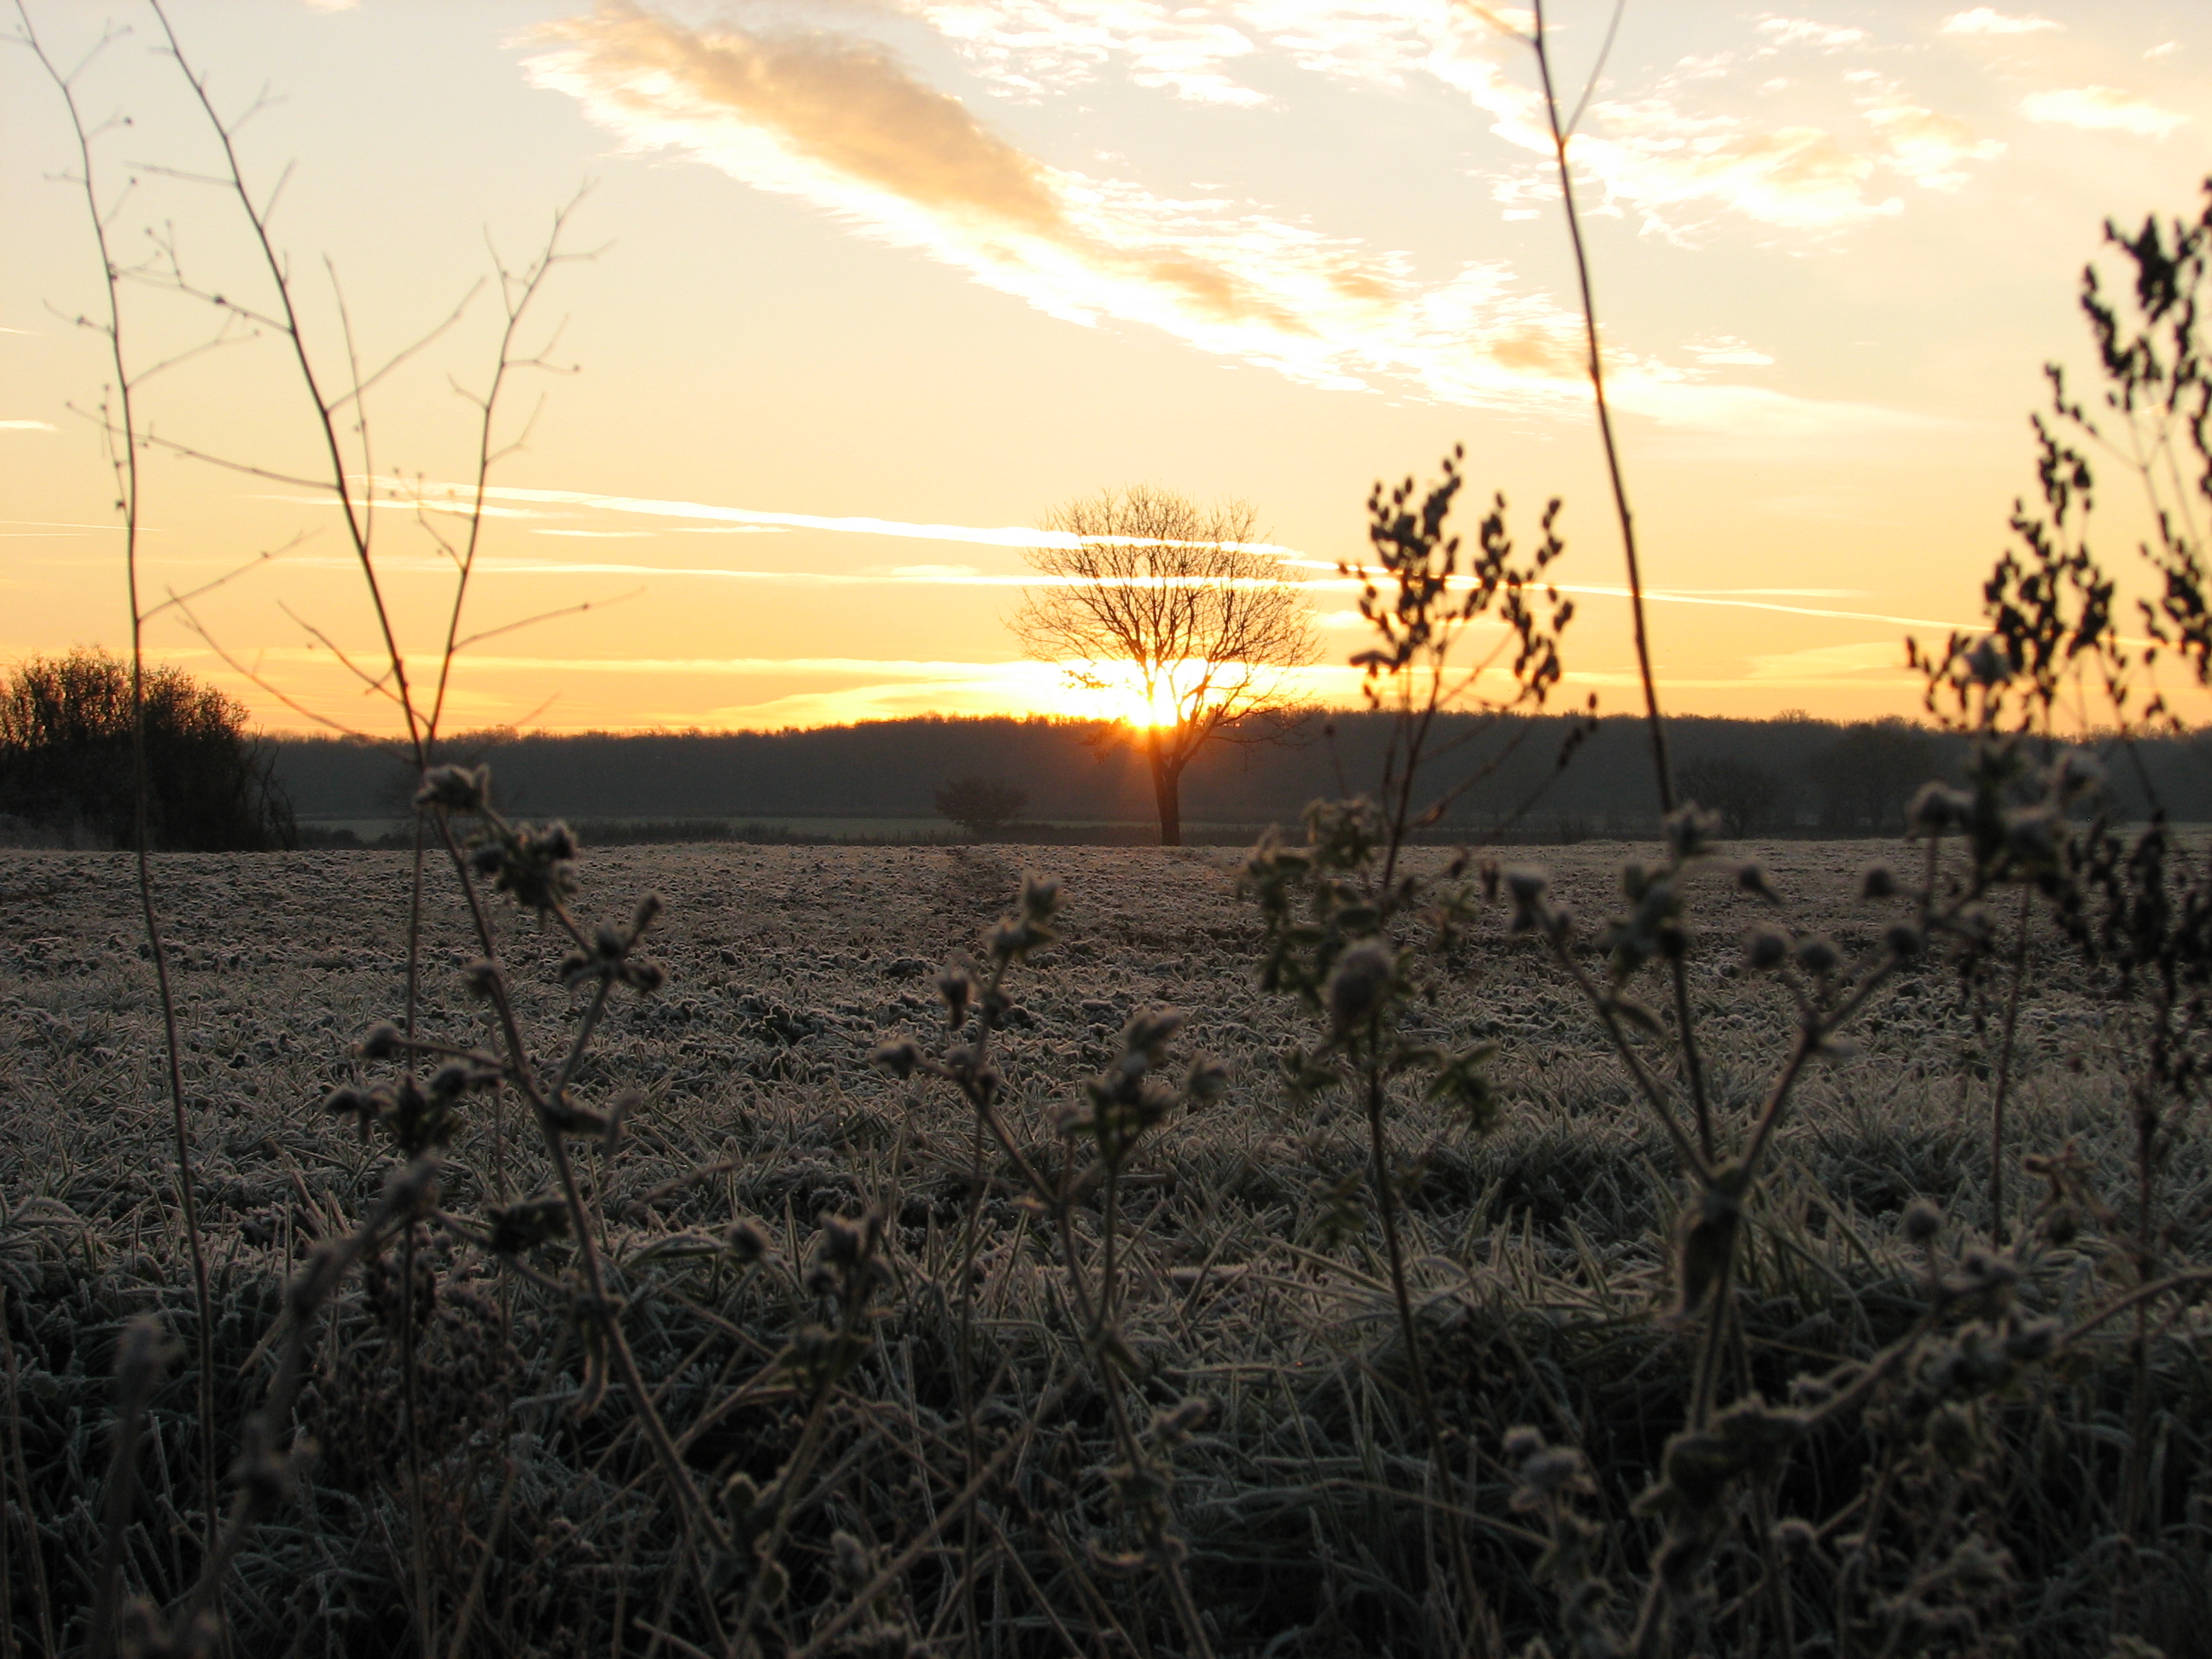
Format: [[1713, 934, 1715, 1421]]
[[3, 838, 2207, 1656]]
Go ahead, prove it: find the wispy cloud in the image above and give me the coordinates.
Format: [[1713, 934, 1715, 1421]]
[[1, 420, 58, 432], [523, 6, 1594, 411], [1687, 335, 1774, 367], [526, 4, 1948, 434], [1755, 18, 1870, 52], [917, 3, 1999, 239], [917, 0, 1266, 106], [2019, 85, 2190, 137], [1743, 639, 1918, 682], [1941, 9, 2061, 37]]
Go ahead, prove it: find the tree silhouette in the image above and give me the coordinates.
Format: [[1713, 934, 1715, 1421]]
[[1676, 754, 1790, 838], [933, 775, 1027, 839], [1807, 719, 1935, 833], [0, 649, 293, 850], [1012, 486, 1318, 846]]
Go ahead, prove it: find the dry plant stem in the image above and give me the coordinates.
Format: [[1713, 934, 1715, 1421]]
[[173, 1177, 420, 1640], [959, 978, 1212, 1656], [427, 812, 732, 1563], [1528, 1, 1724, 1191], [2053, 1267, 2212, 1349], [399, 1221, 434, 1656], [940, 985, 1214, 1659], [443, 1435, 520, 1659], [87, 1333, 163, 1659], [13, 2, 224, 1572], [150, 0, 425, 758], [0, 1308, 15, 1659], [788, 1394, 1054, 1659], [1544, 937, 1709, 1181], [955, 1109, 988, 1659], [1988, 886, 2033, 1245], [1528, 0, 1672, 811], [1043, 1173, 1214, 1659], [731, 1376, 845, 1650], [424, 193, 588, 741], [1671, 963, 1716, 1163], [1357, 1018, 1487, 1649]]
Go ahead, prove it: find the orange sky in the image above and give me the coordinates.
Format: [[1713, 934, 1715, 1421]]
[[5, 1, 2210, 736]]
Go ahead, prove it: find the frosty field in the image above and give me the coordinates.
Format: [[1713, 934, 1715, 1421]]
[[3, 841, 2207, 1656]]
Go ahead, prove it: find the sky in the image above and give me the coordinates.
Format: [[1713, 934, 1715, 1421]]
[[4, 0, 2209, 736]]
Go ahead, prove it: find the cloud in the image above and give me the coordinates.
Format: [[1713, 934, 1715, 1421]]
[[1859, 96, 2005, 190], [534, 5, 1064, 229], [916, 1, 1266, 106], [527, 5, 1943, 433], [1940, 9, 2061, 36], [0, 420, 57, 432], [2020, 85, 2190, 137], [1687, 335, 1774, 367], [1449, 23, 1998, 238], [1755, 18, 1870, 51], [913, 2, 1997, 239], [1567, 99, 1905, 233], [1743, 639, 1918, 682], [878, 562, 984, 579]]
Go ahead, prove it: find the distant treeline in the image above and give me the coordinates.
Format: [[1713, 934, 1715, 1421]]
[[270, 712, 2212, 841]]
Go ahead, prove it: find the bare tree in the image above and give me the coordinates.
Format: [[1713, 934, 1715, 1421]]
[[1676, 754, 1789, 840], [1013, 485, 1318, 845], [934, 774, 1027, 839]]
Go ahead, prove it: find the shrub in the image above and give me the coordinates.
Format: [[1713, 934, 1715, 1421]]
[[932, 773, 1028, 838], [1676, 754, 1790, 837], [0, 649, 293, 851]]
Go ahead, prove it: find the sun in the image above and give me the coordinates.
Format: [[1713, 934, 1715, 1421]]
[[1038, 661, 1184, 728]]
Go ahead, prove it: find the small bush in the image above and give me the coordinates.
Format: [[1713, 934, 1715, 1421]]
[[0, 649, 293, 851], [932, 773, 1028, 838]]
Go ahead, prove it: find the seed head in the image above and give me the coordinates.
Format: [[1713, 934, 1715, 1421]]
[[1019, 871, 1062, 923], [830, 1529, 871, 1587], [1860, 864, 1898, 900], [2051, 748, 2104, 800], [1773, 1517, 1819, 1558], [1185, 1056, 1231, 1103], [1743, 926, 1790, 972], [1793, 934, 1840, 976], [1663, 802, 1724, 859], [1325, 940, 1395, 1033], [416, 764, 488, 812], [1965, 635, 2012, 686], [937, 967, 973, 1028], [1902, 1198, 1944, 1243], [1909, 783, 1972, 835], [725, 1212, 770, 1265], [1502, 864, 1550, 917], [2005, 806, 2060, 868]]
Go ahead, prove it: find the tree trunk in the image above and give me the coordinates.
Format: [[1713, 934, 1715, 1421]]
[[1148, 734, 1183, 847]]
